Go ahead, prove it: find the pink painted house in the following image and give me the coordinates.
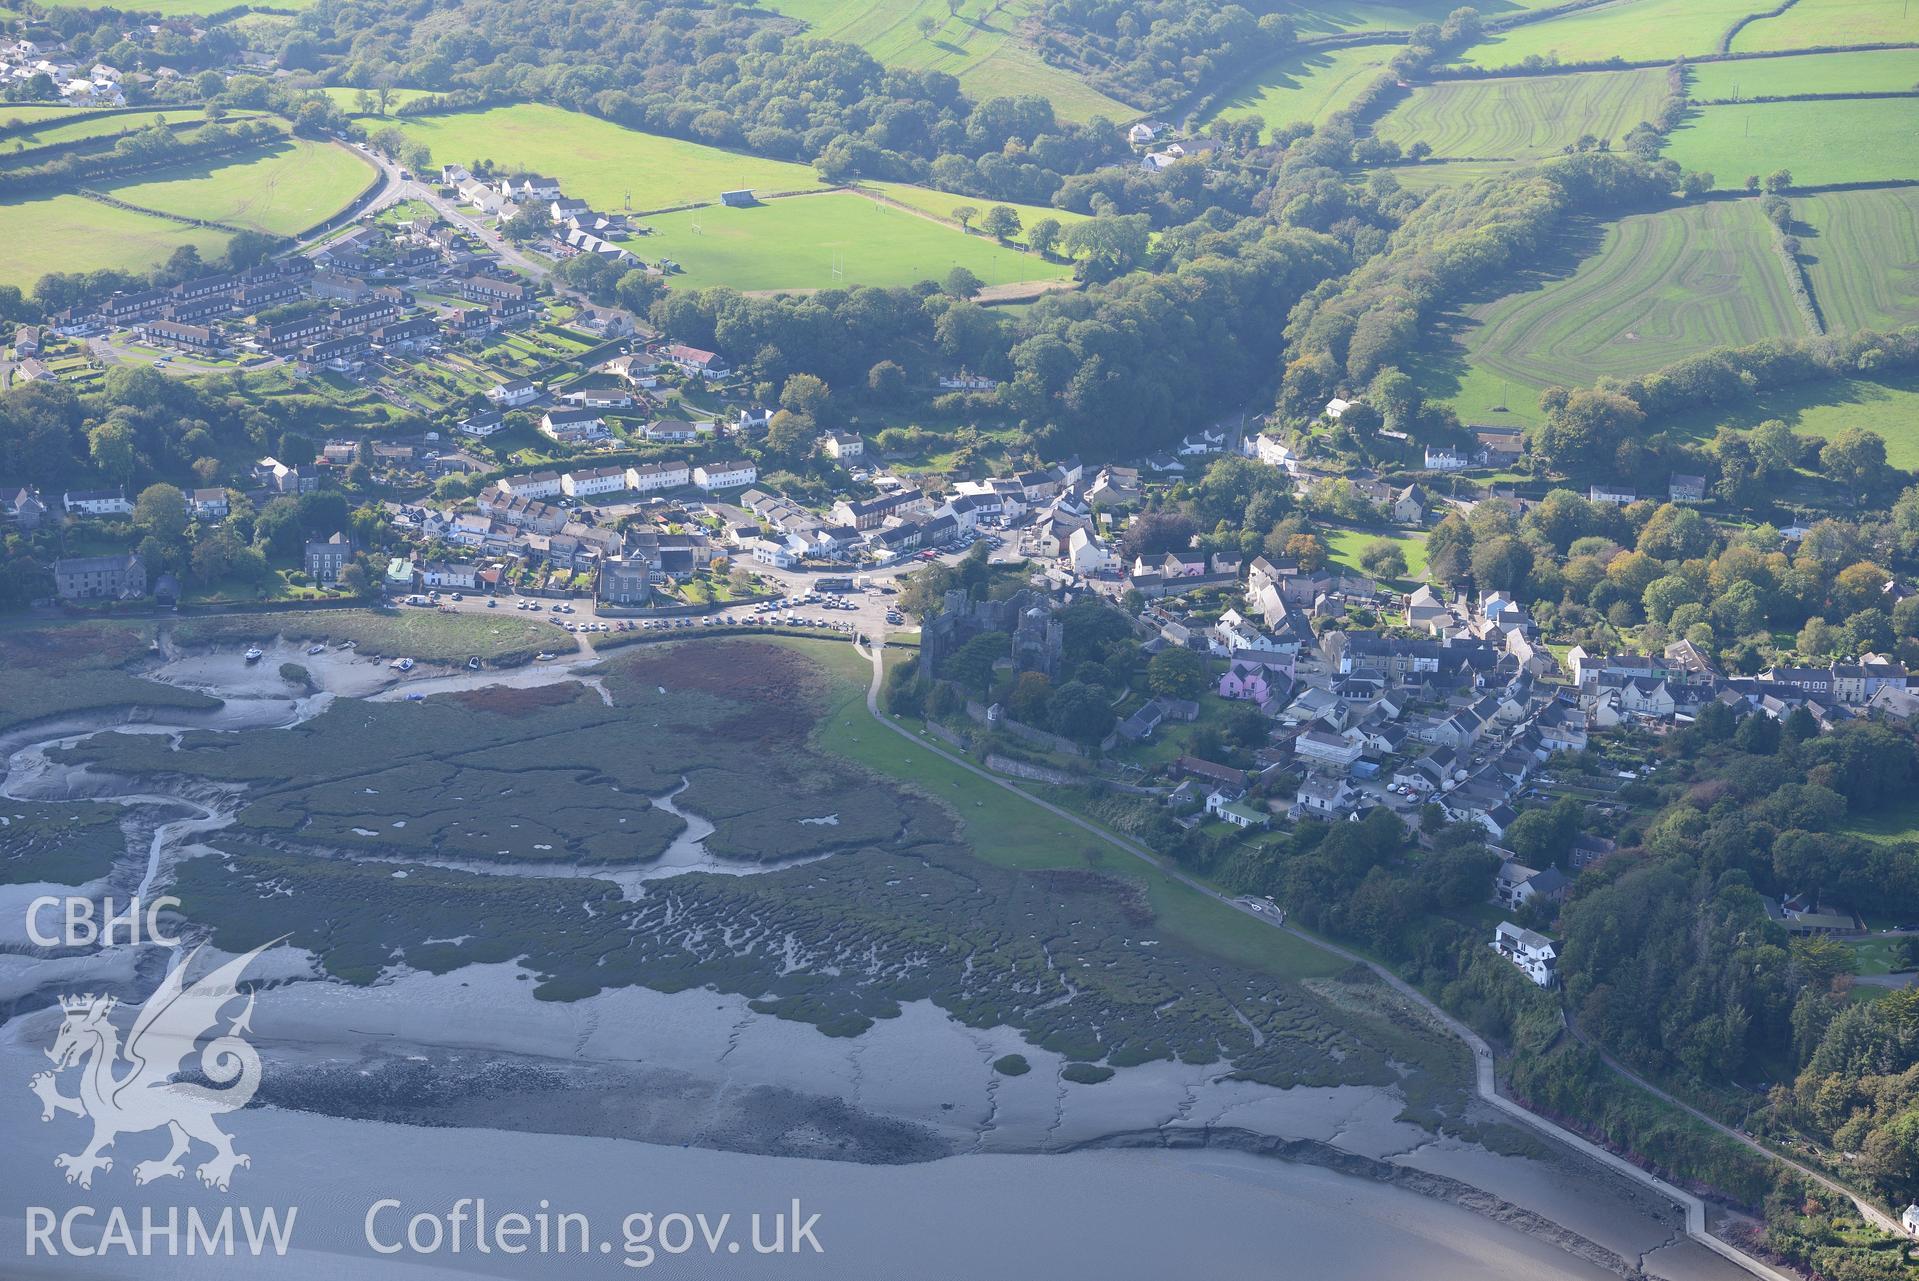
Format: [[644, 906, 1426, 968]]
[[1219, 662, 1273, 702]]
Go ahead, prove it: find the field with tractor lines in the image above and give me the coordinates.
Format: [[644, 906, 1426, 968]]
[[1202, 44, 1398, 130], [1376, 67, 1668, 158], [1797, 186, 1919, 333], [1730, 0, 1919, 50], [1456, 0, 1771, 68], [1452, 198, 1810, 397]]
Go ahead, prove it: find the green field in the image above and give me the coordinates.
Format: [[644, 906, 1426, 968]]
[[858, 180, 1088, 246], [320, 87, 438, 117], [389, 104, 821, 211], [1687, 48, 1919, 98], [1325, 528, 1431, 581], [1201, 44, 1397, 129], [0, 108, 231, 152], [97, 137, 375, 236], [1457, 0, 1767, 68], [1798, 187, 1919, 334], [1389, 158, 1527, 191], [633, 193, 1072, 292], [0, 193, 231, 291], [0, 105, 96, 129], [1731, 0, 1919, 50], [1667, 369, 1919, 468], [1430, 199, 1809, 418], [760, 0, 1127, 121], [1287, 0, 1566, 35], [1376, 67, 1667, 158], [1664, 99, 1919, 189], [30, 0, 314, 11]]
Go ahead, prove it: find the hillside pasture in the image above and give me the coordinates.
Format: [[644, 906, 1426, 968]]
[[1665, 369, 1919, 468], [1686, 48, 1919, 98], [1731, 0, 1919, 50], [1201, 44, 1397, 129], [857, 181, 1088, 246], [1388, 158, 1527, 191], [629, 193, 1072, 292], [1663, 99, 1919, 189], [387, 105, 821, 212], [1798, 187, 1919, 334], [0, 108, 223, 153], [1432, 200, 1809, 413], [758, 0, 1127, 121], [97, 138, 376, 236], [1376, 67, 1668, 158], [1456, 0, 1767, 69], [0, 193, 231, 291]]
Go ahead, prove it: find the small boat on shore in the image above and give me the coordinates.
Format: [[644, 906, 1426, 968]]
[[465, 656, 482, 670], [243, 647, 264, 663], [307, 644, 327, 656], [390, 657, 414, 672]]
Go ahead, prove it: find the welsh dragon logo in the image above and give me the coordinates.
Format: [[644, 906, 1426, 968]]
[[30, 941, 277, 1191]]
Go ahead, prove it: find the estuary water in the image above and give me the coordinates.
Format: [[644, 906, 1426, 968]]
[[0, 639, 1758, 1281]]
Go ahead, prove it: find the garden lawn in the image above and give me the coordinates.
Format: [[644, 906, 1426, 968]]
[[1662, 99, 1919, 189], [1730, 0, 1919, 50], [99, 137, 376, 236], [759, 0, 1127, 121], [1325, 528, 1430, 582], [1686, 48, 1919, 98], [387, 104, 821, 212], [1797, 187, 1919, 334], [1376, 67, 1668, 158], [1456, 0, 1770, 68], [632, 193, 1072, 292], [1201, 44, 1397, 129], [0, 193, 230, 291]]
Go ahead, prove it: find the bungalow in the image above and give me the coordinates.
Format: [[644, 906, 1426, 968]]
[[539, 408, 611, 444], [659, 343, 730, 378], [1492, 922, 1557, 987], [456, 410, 506, 438], [1208, 791, 1270, 830], [557, 384, 634, 409], [693, 459, 758, 491], [939, 371, 997, 391], [486, 377, 539, 408]]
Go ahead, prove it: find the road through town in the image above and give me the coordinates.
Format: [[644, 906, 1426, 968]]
[[853, 637, 1801, 1281]]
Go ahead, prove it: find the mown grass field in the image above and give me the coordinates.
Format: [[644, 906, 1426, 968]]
[[0, 193, 231, 290], [1288, 0, 1564, 35], [633, 193, 1072, 292], [1201, 44, 1396, 130], [1376, 67, 1667, 158], [1798, 186, 1919, 334], [0, 108, 230, 151], [760, 0, 1127, 121], [98, 137, 376, 236], [857, 180, 1088, 246], [388, 104, 821, 211], [0, 105, 95, 128], [1456, 0, 1765, 69], [1325, 528, 1431, 582], [1437, 199, 1808, 411], [1663, 99, 1919, 189], [1686, 48, 1919, 98], [1667, 369, 1919, 468], [1389, 158, 1526, 191], [1730, 0, 1919, 50]]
